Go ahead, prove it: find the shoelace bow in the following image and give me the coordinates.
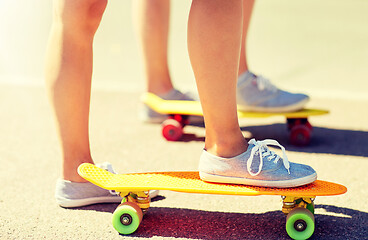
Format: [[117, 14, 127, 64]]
[[247, 139, 290, 176], [255, 75, 277, 92]]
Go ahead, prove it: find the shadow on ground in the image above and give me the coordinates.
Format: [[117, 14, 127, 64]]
[[77, 203, 367, 240], [242, 124, 368, 157], [183, 123, 368, 157]]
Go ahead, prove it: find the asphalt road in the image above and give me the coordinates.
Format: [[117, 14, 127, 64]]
[[1, 0, 367, 239]]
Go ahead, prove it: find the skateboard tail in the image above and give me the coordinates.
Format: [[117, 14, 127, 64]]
[[78, 163, 117, 190]]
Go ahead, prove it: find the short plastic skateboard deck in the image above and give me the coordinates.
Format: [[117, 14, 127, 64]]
[[78, 163, 347, 239], [141, 93, 329, 146]]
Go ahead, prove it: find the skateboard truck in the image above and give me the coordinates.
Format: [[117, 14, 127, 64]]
[[281, 196, 315, 215], [282, 196, 316, 239], [120, 191, 150, 213], [111, 191, 151, 235]]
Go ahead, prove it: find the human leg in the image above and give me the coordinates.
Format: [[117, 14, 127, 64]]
[[188, 0, 247, 158], [45, 0, 108, 183], [45, 0, 127, 207], [46, 0, 160, 207], [237, 0, 309, 112], [188, 0, 316, 187], [133, 0, 200, 123], [132, 0, 173, 95], [239, 0, 255, 75]]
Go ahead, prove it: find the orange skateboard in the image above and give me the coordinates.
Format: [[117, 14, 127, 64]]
[[142, 93, 329, 146], [78, 163, 347, 239]]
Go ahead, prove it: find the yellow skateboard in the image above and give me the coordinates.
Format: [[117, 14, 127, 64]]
[[78, 163, 347, 239], [142, 93, 329, 146]]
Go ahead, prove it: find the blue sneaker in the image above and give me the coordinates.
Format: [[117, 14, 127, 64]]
[[199, 139, 317, 188], [140, 89, 202, 124], [237, 71, 309, 112]]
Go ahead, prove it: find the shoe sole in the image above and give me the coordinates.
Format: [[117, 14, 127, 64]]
[[57, 190, 160, 208], [237, 98, 310, 113], [199, 172, 317, 188], [57, 195, 123, 208], [140, 113, 203, 125]]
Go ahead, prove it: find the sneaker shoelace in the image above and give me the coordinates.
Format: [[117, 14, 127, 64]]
[[254, 75, 278, 92], [247, 139, 290, 176]]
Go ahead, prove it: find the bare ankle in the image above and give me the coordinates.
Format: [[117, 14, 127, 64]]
[[62, 157, 93, 182], [147, 77, 173, 96], [204, 131, 248, 158]]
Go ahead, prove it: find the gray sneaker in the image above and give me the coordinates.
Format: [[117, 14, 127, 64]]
[[139, 89, 203, 124], [55, 162, 159, 208], [199, 139, 317, 188], [237, 71, 309, 112]]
